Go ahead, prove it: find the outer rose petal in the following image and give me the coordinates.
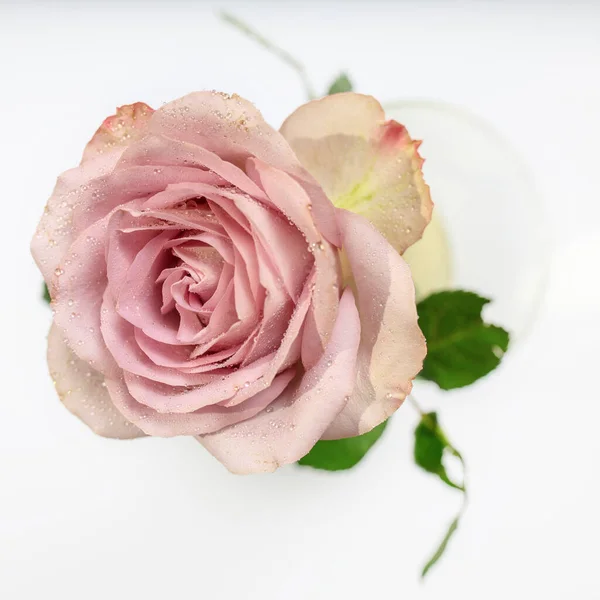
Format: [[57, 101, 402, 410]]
[[322, 209, 426, 440], [82, 102, 154, 163], [198, 288, 361, 474], [280, 92, 385, 140], [32, 103, 153, 288], [280, 92, 432, 254], [53, 214, 122, 377], [47, 324, 144, 439], [31, 153, 122, 287], [147, 92, 340, 246]]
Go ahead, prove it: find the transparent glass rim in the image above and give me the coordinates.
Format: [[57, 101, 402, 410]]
[[384, 98, 552, 344]]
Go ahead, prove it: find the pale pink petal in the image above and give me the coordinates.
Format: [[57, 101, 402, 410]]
[[226, 192, 312, 301], [207, 200, 261, 301], [82, 102, 154, 163], [52, 216, 118, 376], [231, 247, 256, 320], [106, 218, 157, 300], [172, 246, 223, 302], [248, 160, 341, 368], [113, 230, 240, 349], [118, 133, 269, 202], [148, 91, 306, 176], [121, 271, 315, 420], [322, 210, 426, 440], [280, 93, 432, 255], [100, 290, 218, 387], [31, 152, 122, 287], [241, 253, 293, 366], [145, 180, 309, 305], [198, 288, 361, 474], [72, 165, 216, 236], [186, 283, 247, 352], [220, 269, 315, 406], [176, 305, 203, 340], [123, 352, 275, 414], [195, 262, 234, 315], [105, 369, 295, 437], [116, 229, 180, 344], [281, 92, 384, 141], [165, 232, 234, 265], [47, 324, 143, 439], [134, 328, 235, 370], [140, 95, 340, 245], [141, 183, 228, 223]]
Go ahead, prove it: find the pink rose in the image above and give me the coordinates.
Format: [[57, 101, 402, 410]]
[[32, 92, 431, 473]]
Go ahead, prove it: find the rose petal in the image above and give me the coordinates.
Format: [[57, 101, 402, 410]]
[[175, 304, 203, 341], [52, 216, 118, 376], [31, 153, 122, 287], [111, 268, 317, 429], [240, 242, 293, 366], [281, 92, 384, 140], [146, 179, 311, 303], [134, 328, 235, 370], [149, 91, 306, 176], [125, 273, 315, 415], [321, 209, 426, 440], [248, 160, 341, 368], [100, 290, 217, 387], [105, 368, 296, 437], [227, 192, 311, 301], [198, 287, 361, 474], [123, 352, 275, 414], [82, 102, 154, 163], [116, 229, 181, 344], [280, 93, 433, 255], [72, 165, 216, 237], [119, 133, 269, 202], [142, 93, 340, 245], [106, 216, 158, 300], [47, 324, 144, 439]]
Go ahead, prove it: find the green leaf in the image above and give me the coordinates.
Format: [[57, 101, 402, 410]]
[[414, 412, 463, 491], [298, 419, 387, 471], [42, 283, 51, 304], [326, 73, 353, 95], [417, 290, 510, 390], [413, 411, 467, 577], [421, 516, 460, 578]]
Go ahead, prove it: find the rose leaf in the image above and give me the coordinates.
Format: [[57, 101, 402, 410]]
[[297, 419, 387, 471], [417, 290, 510, 390], [326, 73, 353, 95], [414, 412, 464, 491], [414, 411, 467, 577]]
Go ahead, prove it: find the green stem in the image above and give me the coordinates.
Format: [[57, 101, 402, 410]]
[[220, 11, 316, 100], [409, 395, 469, 578], [406, 394, 425, 416]]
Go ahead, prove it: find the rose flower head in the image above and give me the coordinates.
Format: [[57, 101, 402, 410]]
[[32, 91, 431, 473]]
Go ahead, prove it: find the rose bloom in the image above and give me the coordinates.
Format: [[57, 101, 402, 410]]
[[32, 92, 432, 473]]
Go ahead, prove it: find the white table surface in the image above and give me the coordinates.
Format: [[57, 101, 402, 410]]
[[1, 1, 599, 598]]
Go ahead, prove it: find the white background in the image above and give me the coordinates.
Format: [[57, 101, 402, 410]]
[[1, 1, 600, 598]]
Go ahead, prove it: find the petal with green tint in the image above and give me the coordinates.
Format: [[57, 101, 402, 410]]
[[281, 93, 433, 255]]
